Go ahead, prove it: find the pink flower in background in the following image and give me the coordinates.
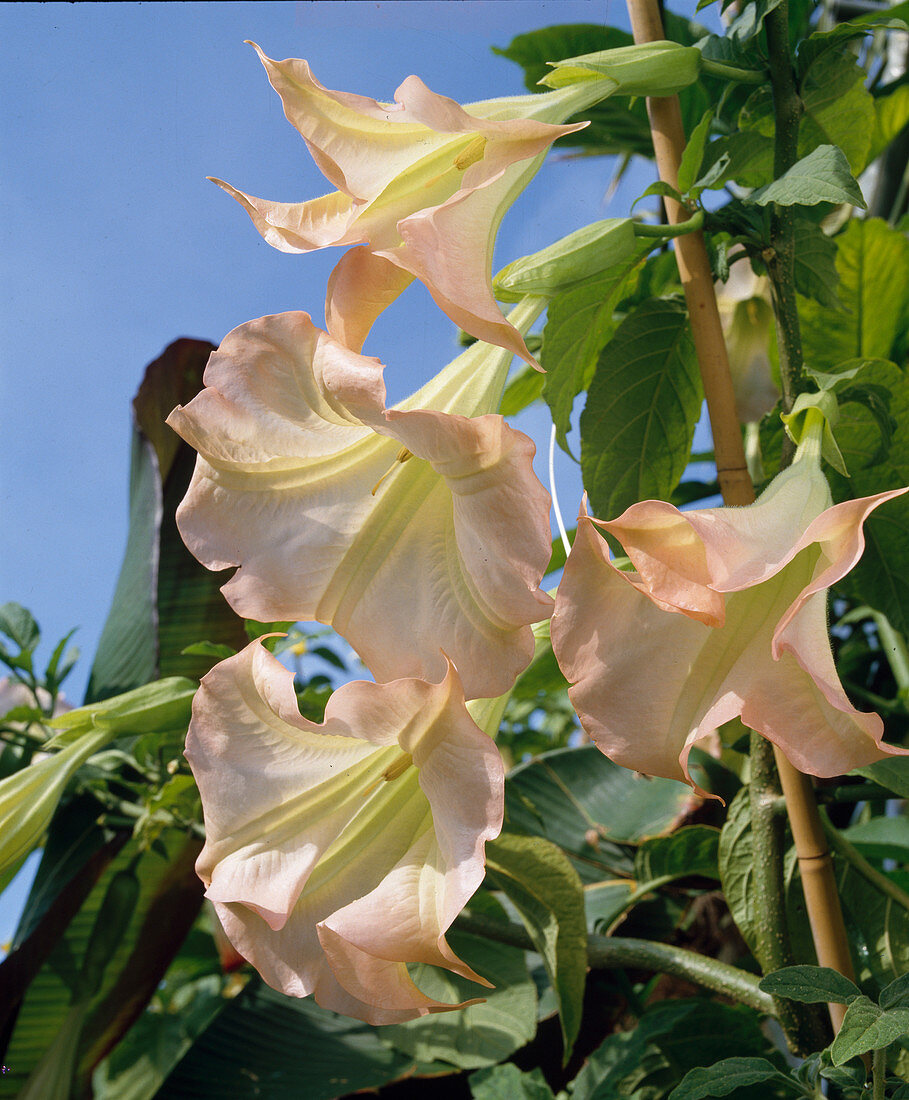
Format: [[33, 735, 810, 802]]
[[551, 456, 909, 794], [186, 641, 504, 1023], [211, 45, 597, 363], [167, 309, 553, 700]]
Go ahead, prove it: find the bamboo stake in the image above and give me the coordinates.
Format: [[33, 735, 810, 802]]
[[627, 0, 855, 1036]]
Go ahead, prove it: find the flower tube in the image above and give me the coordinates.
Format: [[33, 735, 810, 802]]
[[186, 640, 504, 1023], [551, 419, 908, 793], [166, 300, 553, 700], [210, 45, 612, 363]]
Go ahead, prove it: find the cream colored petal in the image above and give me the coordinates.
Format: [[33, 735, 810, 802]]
[[210, 179, 361, 252], [599, 460, 834, 622], [386, 159, 549, 368], [325, 247, 415, 354], [775, 486, 909, 642]]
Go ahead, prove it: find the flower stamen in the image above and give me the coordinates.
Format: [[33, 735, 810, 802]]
[[371, 446, 414, 496]]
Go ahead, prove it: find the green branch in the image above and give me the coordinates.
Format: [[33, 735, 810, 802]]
[[456, 910, 774, 1015]]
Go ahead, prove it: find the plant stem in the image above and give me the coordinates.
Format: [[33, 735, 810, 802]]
[[873, 1044, 886, 1100], [628, 0, 856, 1044], [762, 2, 858, 1035], [455, 910, 774, 1015], [627, 0, 754, 509]]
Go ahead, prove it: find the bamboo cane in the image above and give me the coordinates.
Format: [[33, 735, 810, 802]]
[[627, 0, 855, 1034]]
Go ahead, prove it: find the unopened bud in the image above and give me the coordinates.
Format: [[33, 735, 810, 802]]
[[541, 41, 702, 98], [494, 219, 637, 302]]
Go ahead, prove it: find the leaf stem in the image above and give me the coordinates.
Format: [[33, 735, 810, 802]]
[[873, 1044, 886, 1100], [455, 910, 774, 1015], [700, 58, 767, 84], [632, 209, 705, 238]]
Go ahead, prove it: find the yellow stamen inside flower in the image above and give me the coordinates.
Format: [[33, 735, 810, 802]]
[[371, 447, 414, 496], [362, 751, 414, 796], [454, 135, 487, 171]]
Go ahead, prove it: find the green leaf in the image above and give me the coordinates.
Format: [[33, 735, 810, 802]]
[[569, 1000, 775, 1099], [727, 0, 784, 43], [668, 1057, 799, 1100], [541, 242, 652, 453], [0, 604, 40, 654], [0, 833, 204, 1096], [469, 1064, 556, 1100], [800, 218, 909, 366], [700, 130, 775, 191], [500, 365, 544, 416], [157, 978, 419, 1100], [739, 51, 876, 174], [635, 825, 720, 885], [678, 109, 714, 196], [583, 880, 635, 934], [798, 51, 876, 174], [871, 83, 909, 165], [842, 816, 909, 863], [830, 996, 909, 1065], [485, 833, 587, 1061], [748, 145, 865, 209], [855, 758, 909, 798], [825, 359, 909, 634], [759, 965, 861, 1005], [881, 973, 909, 1010], [717, 788, 760, 953], [580, 298, 703, 519], [504, 745, 693, 884], [384, 928, 538, 1069], [792, 219, 840, 310]]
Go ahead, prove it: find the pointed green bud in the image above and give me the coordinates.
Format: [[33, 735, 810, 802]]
[[540, 41, 702, 98], [494, 218, 638, 302]]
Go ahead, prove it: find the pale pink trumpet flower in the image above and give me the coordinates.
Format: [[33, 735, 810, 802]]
[[552, 422, 908, 794], [166, 305, 553, 700], [210, 45, 612, 364], [186, 640, 504, 1023]]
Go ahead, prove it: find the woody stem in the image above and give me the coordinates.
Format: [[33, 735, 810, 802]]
[[627, 0, 848, 1049]]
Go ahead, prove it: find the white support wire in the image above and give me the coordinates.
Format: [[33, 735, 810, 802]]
[[549, 423, 571, 560]]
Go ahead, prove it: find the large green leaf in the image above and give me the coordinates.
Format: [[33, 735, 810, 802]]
[[568, 999, 775, 1100], [738, 50, 875, 174], [504, 745, 693, 884], [485, 833, 588, 1060], [0, 832, 203, 1097], [635, 825, 721, 885], [157, 978, 420, 1100], [668, 1057, 798, 1100], [87, 338, 247, 701], [541, 243, 652, 453], [800, 218, 909, 366], [829, 996, 909, 1065], [748, 145, 865, 209], [383, 928, 538, 1070], [470, 1063, 556, 1099], [580, 298, 702, 519]]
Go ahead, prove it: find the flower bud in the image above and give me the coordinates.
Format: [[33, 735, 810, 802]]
[[540, 41, 702, 98], [494, 219, 637, 302]]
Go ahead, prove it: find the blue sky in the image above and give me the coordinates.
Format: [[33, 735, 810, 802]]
[[2, 0, 718, 701]]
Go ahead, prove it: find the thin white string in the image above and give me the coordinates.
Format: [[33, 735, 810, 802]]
[[549, 423, 571, 559]]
